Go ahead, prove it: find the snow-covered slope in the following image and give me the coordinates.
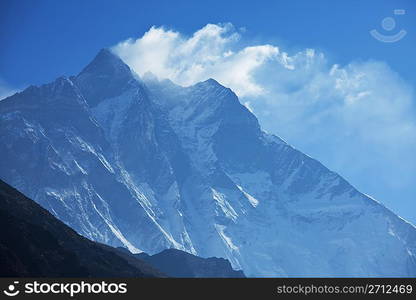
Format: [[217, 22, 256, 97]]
[[1, 49, 415, 277]]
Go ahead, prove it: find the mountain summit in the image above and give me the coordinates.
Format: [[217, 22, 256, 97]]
[[74, 48, 139, 107], [0, 49, 415, 277]]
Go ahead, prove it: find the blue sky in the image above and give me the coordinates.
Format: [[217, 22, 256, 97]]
[[1, 0, 415, 223]]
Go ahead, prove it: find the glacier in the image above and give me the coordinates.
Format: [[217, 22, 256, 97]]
[[0, 49, 415, 277]]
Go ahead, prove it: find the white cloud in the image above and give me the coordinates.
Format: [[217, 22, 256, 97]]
[[112, 24, 416, 220], [113, 23, 279, 97]]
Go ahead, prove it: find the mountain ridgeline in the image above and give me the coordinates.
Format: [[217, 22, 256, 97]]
[[1, 49, 415, 277], [136, 249, 245, 278], [0, 179, 163, 277]]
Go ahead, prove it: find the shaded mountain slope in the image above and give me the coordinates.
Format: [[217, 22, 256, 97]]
[[0, 179, 163, 277], [136, 249, 245, 278]]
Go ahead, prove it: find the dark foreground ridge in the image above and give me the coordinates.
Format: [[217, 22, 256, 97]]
[[136, 248, 245, 278], [0, 178, 242, 277], [0, 179, 163, 277]]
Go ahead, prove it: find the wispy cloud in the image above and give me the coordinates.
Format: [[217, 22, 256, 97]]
[[113, 23, 279, 97], [113, 24, 416, 220]]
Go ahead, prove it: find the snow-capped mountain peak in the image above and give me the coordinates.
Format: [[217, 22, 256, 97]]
[[74, 48, 139, 107], [0, 49, 415, 277]]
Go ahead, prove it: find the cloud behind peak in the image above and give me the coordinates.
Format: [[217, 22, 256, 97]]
[[112, 23, 416, 223]]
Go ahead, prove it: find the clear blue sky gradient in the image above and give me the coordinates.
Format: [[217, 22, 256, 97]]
[[1, 0, 415, 88], [1, 0, 415, 221]]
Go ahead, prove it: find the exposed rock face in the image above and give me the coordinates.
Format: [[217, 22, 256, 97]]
[[1, 49, 415, 277]]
